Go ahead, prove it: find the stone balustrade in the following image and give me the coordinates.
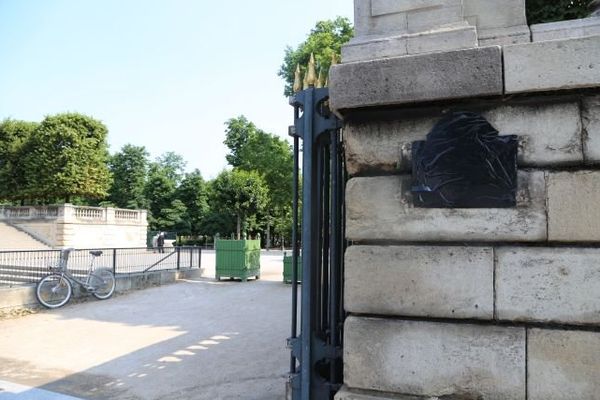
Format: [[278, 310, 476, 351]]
[[0, 204, 146, 225], [0, 204, 148, 248]]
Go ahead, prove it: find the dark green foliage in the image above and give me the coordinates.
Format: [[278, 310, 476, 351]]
[[278, 17, 354, 96], [108, 144, 149, 209], [527, 0, 593, 24], [21, 113, 112, 203], [158, 199, 188, 233], [144, 161, 177, 230], [176, 170, 209, 235], [197, 207, 236, 239], [0, 119, 38, 202], [224, 116, 295, 244], [210, 169, 269, 239], [144, 155, 198, 233], [224, 116, 293, 209]]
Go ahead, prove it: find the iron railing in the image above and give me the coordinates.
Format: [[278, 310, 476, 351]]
[[288, 86, 345, 400], [0, 246, 202, 286]]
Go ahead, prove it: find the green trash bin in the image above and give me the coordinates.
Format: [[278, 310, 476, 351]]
[[283, 252, 302, 284], [215, 239, 261, 281]]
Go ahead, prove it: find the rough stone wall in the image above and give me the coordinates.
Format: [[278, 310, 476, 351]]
[[332, 34, 600, 400]]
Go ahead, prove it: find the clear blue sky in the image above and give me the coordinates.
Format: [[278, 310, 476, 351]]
[[0, 0, 354, 179]]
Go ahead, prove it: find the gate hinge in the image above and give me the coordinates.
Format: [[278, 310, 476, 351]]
[[313, 337, 343, 361], [288, 125, 301, 139], [288, 372, 301, 390], [287, 336, 302, 361]]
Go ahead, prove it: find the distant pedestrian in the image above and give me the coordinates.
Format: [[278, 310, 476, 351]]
[[157, 232, 165, 253]]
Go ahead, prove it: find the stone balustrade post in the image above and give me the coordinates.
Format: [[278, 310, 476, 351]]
[[57, 203, 75, 223], [105, 207, 115, 224]]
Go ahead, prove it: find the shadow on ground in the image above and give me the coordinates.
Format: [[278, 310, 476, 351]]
[[0, 254, 296, 400]]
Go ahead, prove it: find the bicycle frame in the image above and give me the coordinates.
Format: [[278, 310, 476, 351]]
[[52, 250, 101, 290]]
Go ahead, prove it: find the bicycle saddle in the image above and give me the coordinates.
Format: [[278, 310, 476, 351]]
[[90, 250, 103, 257]]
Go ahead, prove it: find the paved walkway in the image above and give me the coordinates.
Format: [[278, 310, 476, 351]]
[[0, 251, 294, 400]]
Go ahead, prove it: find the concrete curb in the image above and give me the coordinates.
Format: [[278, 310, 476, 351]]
[[0, 268, 204, 311]]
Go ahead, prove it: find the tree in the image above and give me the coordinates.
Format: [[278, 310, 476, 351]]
[[527, 0, 593, 24], [211, 169, 269, 239], [144, 162, 177, 231], [157, 199, 188, 234], [21, 113, 112, 203], [143, 152, 190, 231], [278, 17, 354, 96], [156, 151, 186, 186], [0, 119, 38, 203], [108, 144, 149, 209], [224, 116, 294, 246], [176, 169, 209, 236]]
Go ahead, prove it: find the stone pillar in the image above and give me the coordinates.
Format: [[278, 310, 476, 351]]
[[343, 0, 530, 63], [332, 2, 600, 399], [344, 0, 478, 62]]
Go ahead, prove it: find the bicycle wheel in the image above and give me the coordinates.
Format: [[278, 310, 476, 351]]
[[36, 274, 72, 309], [90, 268, 116, 300]]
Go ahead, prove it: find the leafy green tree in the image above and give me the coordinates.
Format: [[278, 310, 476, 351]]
[[224, 116, 294, 246], [144, 152, 189, 231], [176, 169, 209, 235], [0, 119, 38, 203], [527, 0, 593, 24], [144, 162, 177, 230], [21, 113, 112, 203], [198, 207, 236, 238], [278, 17, 354, 96], [156, 152, 186, 186], [156, 199, 188, 233], [108, 144, 149, 209], [211, 169, 269, 239]]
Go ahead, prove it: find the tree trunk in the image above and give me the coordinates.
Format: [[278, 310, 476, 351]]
[[236, 214, 241, 240], [266, 221, 271, 251]]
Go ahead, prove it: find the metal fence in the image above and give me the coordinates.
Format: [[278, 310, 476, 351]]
[[0, 246, 202, 286]]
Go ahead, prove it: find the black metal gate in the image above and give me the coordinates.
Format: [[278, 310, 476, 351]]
[[288, 87, 345, 400]]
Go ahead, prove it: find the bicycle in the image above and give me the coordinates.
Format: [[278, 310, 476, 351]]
[[36, 248, 116, 309]]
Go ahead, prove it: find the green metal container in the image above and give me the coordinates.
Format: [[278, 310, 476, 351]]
[[215, 239, 261, 281], [283, 252, 302, 284]]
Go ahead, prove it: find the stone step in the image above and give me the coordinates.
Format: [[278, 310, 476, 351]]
[[0, 222, 51, 250]]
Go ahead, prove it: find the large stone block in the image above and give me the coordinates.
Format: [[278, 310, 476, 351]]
[[345, 245, 493, 319], [496, 247, 600, 325], [528, 329, 600, 400], [342, 26, 478, 63], [504, 36, 600, 94], [344, 317, 526, 399], [485, 102, 583, 166], [330, 46, 503, 111], [344, 117, 434, 176], [346, 171, 547, 242], [354, 0, 465, 38], [583, 95, 600, 162], [531, 17, 600, 42], [464, 0, 526, 29], [344, 102, 582, 176], [547, 171, 600, 241], [463, 0, 530, 45]]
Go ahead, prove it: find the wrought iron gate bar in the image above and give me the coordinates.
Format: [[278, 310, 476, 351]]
[[288, 87, 344, 400]]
